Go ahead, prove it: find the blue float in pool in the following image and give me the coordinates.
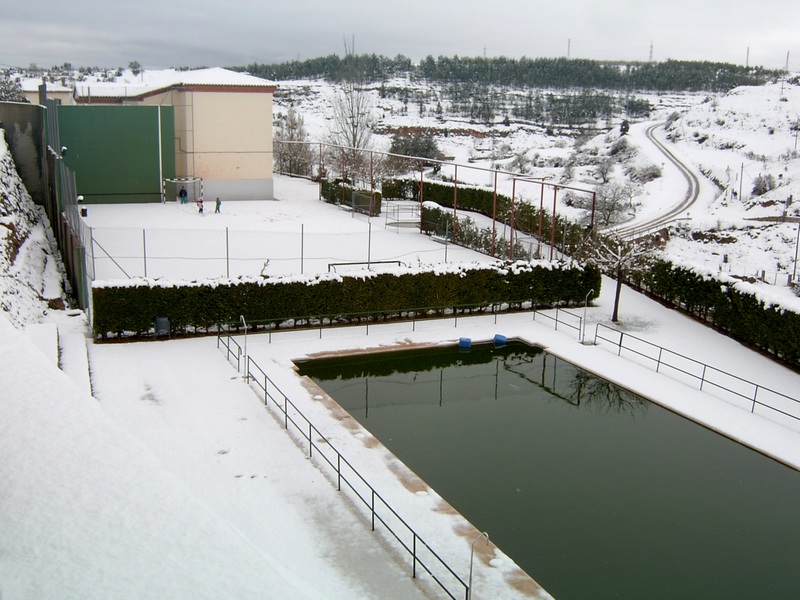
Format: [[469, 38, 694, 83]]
[[493, 334, 507, 346]]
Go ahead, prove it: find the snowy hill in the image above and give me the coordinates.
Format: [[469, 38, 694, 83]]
[[275, 75, 800, 292]]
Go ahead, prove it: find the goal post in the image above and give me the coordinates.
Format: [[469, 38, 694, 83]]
[[163, 177, 203, 204]]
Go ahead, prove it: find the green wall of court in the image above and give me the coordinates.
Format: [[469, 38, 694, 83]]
[[58, 105, 175, 203]]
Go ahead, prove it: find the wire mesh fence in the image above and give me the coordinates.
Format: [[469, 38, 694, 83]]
[[86, 222, 489, 280]]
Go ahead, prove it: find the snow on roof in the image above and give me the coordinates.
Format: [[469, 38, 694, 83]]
[[71, 67, 275, 99], [18, 77, 72, 93]]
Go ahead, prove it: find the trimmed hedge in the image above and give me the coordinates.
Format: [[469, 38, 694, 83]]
[[641, 260, 800, 368], [320, 179, 382, 215], [92, 261, 601, 339], [382, 177, 587, 251]]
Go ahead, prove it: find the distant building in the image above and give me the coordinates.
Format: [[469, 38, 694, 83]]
[[23, 68, 277, 202]]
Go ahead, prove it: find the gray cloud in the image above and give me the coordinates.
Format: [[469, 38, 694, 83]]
[[2, 0, 797, 71]]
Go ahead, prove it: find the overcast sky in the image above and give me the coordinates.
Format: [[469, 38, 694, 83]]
[[2, 0, 798, 72]]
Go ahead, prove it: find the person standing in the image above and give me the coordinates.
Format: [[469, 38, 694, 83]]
[[197, 197, 204, 214], [179, 185, 188, 204], [215, 197, 221, 214]]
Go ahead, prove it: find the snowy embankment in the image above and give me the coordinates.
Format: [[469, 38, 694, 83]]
[[1, 132, 545, 599]]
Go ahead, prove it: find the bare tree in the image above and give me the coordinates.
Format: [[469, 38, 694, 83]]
[[327, 37, 376, 185], [593, 182, 639, 227], [566, 182, 639, 228], [583, 235, 656, 322]]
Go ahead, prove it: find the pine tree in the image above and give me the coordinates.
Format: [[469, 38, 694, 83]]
[[275, 107, 314, 176], [0, 72, 27, 102]]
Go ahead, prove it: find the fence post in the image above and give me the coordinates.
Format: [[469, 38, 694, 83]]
[[656, 347, 663, 373], [412, 534, 417, 578], [309, 423, 313, 457], [284, 395, 288, 429], [751, 386, 759, 414], [337, 454, 341, 491], [617, 332, 624, 356], [699, 365, 707, 391], [371, 490, 376, 531]]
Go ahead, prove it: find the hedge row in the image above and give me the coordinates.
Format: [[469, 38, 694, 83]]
[[92, 261, 601, 339], [421, 205, 531, 260], [640, 261, 800, 367], [320, 179, 382, 215], [382, 178, 587, 248]]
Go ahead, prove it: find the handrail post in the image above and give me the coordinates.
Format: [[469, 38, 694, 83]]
[[412, 534, 417, 578], [468, 532, 490, 600], [240, 315, 248, 382]]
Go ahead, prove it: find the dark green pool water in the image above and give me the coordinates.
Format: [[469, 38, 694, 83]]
[[297, 341, 800, 600]]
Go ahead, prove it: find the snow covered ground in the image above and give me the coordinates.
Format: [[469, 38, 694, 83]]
[[277, 76, 800, 290], [3, 77, 800, 599]]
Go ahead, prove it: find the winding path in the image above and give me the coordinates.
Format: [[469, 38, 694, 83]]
[[606, 122, 702, 239]]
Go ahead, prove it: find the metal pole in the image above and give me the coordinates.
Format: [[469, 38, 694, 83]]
[[142, 229, 147, 278], [301, 223, 304, 275], [550, 187, 558, 261], [367, 222, 372, 268], [468, 532, 490, 600], [453, 164, 459, 243], [793, 221, 800, 282], [492, 170, 498, 257], [418, 160, 425, 231], [509, 178, 517, 260], [538, 183, 544, 258], [240, 315, 248, 382], [226, 227, 230, 278], [582, 289, 594, 343], [370, 151, 375, 216]]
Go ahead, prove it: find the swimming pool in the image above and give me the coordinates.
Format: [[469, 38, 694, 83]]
[[297, 341, 800, 600]]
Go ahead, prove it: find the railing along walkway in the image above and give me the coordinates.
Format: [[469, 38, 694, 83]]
[[593, 323, 800, 427], [218, 329, 472, 599]]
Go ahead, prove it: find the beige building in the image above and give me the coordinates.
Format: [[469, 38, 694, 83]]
[[26, 68, 277, 201]]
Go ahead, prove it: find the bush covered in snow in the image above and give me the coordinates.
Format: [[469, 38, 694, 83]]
[[91, 260, 601, 339]]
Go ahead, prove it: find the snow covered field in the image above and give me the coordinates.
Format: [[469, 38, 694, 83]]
[[3, 76, 800, 599]]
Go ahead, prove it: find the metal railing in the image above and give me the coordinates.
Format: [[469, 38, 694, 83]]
[[593, 323, 800, 425], [217, 329, 470, 599], [221, 301, 584, 344]]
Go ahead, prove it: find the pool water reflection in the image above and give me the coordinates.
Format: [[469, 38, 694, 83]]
[[297, 341, 800, 600]]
